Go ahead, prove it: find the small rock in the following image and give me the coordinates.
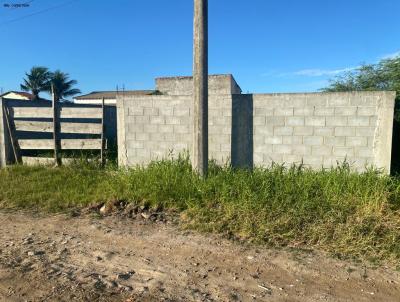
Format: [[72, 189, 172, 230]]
[[116, 271, 135, 280], [27, 250, 45, 256], [48, 265, 61, 274], [103, 279, 118, 289], [90, 224, 102, 230], [69, 209, 80, 217], [136, 286, 149, 295], [57, 248, 68, 255], [229, 292, 241, 301], [258, 284, 272, 293], [22, 237, 34, 245], [100, 200, 125, 215], [100, 203, 116, 215], [124, 204, 139, 217], [99, 205, 108, 215], [86, 202, 104, 213], [141, 213, 152, 220], [93, 279, 106, 290], [86, 272, 106, 279], [118, 284, 133, 291]]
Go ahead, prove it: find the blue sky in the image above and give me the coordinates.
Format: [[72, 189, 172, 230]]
[[0, 0, 399, 97]]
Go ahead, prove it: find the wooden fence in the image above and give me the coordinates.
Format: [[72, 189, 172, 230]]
[[1, 96, 107, 166]]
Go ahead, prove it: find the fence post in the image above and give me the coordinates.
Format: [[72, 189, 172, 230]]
[[100, 97, 106, 167], [52, 84, 61, 166], [0, 98, 7, 167], [2, 101, 21, 164]]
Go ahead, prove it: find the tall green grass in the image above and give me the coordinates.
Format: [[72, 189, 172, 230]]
[[1, 157, 400, 263]]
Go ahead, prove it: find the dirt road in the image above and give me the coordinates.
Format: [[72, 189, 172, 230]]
[[0, 210, 399, 302]]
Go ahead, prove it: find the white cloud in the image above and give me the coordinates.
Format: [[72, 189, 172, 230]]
[[261, 50, 399, 79], [261, 67, 358, 78], [291, 67, 358, 77], [381, 50, 400, 60]]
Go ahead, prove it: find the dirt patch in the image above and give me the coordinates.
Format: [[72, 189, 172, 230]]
[[0, 210, 399, 301]]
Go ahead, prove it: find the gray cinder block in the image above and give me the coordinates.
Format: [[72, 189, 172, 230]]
[[117, 89, 395, 173]]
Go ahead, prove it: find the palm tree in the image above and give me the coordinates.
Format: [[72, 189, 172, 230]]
[[20, 66, 51, 100], [49, 70, 81, 102]]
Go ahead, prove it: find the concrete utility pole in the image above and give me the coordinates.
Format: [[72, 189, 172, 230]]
[[193, 0, 208, 176]]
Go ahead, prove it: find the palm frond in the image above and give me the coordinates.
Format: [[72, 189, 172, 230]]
[[20, 84, 29, 91], [49, 70, 81, 101], [20, 66, 51, 99]]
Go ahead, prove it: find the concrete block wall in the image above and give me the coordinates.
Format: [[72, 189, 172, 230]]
[[117, 91, 395, 173], [117, 94, 233, 166], [156, 74, 242, 95], [252, 92, 395, 172]]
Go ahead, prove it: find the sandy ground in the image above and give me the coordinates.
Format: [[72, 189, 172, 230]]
[[0, 209, 399, 302]]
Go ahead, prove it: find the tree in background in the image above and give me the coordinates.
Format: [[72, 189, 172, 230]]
[[322, 56, 400, 119], [20, 66, 51, 100], [49, 70, 81, 102]]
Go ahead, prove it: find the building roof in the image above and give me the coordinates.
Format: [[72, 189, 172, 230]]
[[74, 90, 156, 100], [0, 91, 51, 102], [0, 91, 35, 100]]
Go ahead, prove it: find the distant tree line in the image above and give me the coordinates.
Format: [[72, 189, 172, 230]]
[[21, 66, 81, 102]]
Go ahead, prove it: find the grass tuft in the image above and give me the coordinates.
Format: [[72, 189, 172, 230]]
[[1, 156, 400, 263]]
